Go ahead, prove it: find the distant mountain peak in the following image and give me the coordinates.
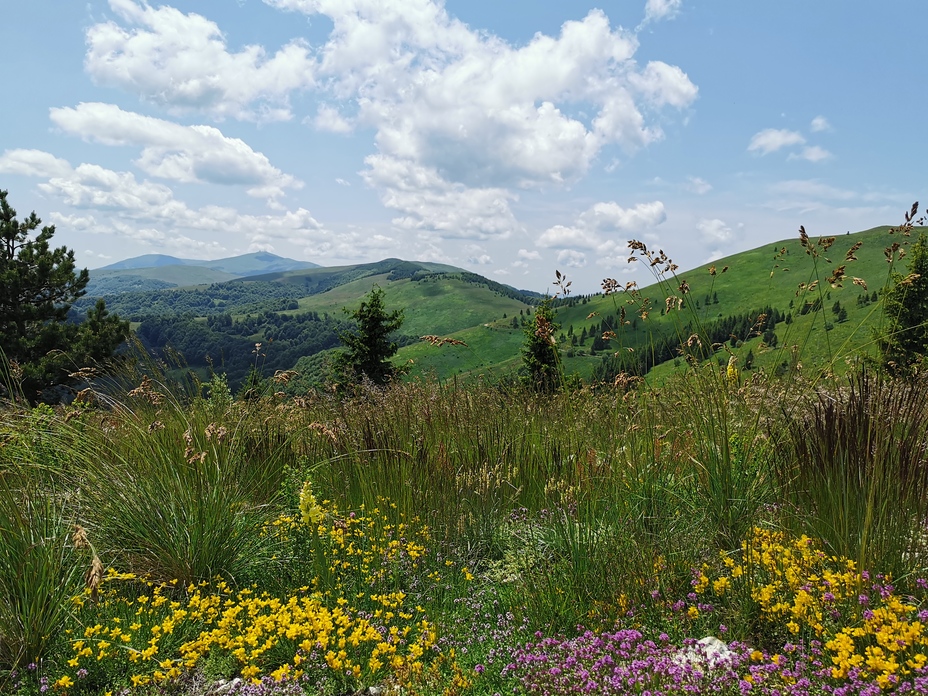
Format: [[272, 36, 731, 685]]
[[96, 252, 319, 277]]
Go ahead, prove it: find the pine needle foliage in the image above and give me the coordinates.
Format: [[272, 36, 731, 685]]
[[521, 297, 562, 392], [332, 285, 405, 387]]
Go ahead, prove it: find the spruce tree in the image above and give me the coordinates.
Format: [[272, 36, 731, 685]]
[[520, 297, 562, 391], [332, 285, 404, 386]]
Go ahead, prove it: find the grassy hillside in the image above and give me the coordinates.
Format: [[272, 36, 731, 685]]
[[283, 272, 536, 336], [78, 226, 927, 387], [91, 265, 239, 287], [539, 225, 924, 383]]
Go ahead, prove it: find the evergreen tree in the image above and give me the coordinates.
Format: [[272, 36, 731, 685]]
[[332, 285, 404, 386], [880, 231, 928, 374], [520, 297, 561, 391], [0, 190, 128, 401]]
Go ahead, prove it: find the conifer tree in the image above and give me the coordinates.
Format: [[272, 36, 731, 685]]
[[332, 285, 404, 386], [520, 297, 562, 391], [0, 190, 128, 401], [880, 230, 928, 374]]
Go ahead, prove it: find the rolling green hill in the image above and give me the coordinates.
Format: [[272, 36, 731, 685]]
[[395, 225, 927, 383], [533, 225, 926, 384], [78, 226, 927, 389]]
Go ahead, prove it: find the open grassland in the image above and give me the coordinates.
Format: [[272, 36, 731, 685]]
[[285, 272, 534, 338], [5, 219, 928, 696], [5, 355, 928, 695]]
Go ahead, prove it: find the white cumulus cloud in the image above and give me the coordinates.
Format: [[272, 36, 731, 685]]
[[0, 149, 73, 178], [50, 103, 301, 202], [5, 151, 358, 260], [789, 145, 832, 163], [697, 218, 733, 243], [641, 0, 683, 26], [265, 0, 695, 239], [539, 200, 666, 269], [85, 0, 315, 121], [747, 128, 806, 155], [314, 104, 354, 134], [810, 115, 831, 132], [684, 176, 712, 194], [557, 249, 587, 268]]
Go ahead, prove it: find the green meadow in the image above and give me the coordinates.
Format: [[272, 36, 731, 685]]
[[4, 219, 928, 696]]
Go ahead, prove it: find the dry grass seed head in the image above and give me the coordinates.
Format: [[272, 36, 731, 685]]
[[419, 335, 468, 348], [534, 316, 555, 345], [272, 369, 298, 385], [127, 375, 164, 405], [73, 525, 90, 550], [85, 555, 104, 603]]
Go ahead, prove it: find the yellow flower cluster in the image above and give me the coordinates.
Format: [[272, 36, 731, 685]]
[[695, 528, 928, 689], [178, 586, 437, 683], [53, 497, 462, 693]]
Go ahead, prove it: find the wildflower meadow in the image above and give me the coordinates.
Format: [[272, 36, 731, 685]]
[[4, 214, 928, 696]]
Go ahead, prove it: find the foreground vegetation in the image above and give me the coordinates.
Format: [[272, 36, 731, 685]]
[[5, 206, 928, 695], [4, 356, 928, 695]]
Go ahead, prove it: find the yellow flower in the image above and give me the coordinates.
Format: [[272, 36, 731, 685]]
[[55, 675, 74, 689], [299, 482, 324, 526]]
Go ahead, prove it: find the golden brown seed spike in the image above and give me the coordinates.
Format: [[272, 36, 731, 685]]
[[799, 225, 809, 248], [86, 555, 104, 604], [73, 525, 90, 550], [852, 277, 868, 290], [708, 265, 717, 276], [721, 266, 729, 273], [846, 241, 863, 261]]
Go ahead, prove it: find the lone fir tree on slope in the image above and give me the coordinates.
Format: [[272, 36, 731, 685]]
[[332, 285, 405, 387], [521, 297, 562, 392]]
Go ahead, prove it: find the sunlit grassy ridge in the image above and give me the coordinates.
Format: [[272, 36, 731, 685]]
[[410, 225, 923, 384], [78, 225, 925, 389]]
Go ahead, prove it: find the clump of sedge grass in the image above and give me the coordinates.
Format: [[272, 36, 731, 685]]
[[774, 368, 928, 579]]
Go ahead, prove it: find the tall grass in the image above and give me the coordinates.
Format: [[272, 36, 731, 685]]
[[774, 369, 928, 580], [0, 465, 82, 672], [67, 382, 296, 586]]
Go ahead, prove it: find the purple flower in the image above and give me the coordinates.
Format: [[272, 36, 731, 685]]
[[475, 664, 486, 674]]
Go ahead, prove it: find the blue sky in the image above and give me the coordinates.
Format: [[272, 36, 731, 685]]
[[2, 0, 925, 294]]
